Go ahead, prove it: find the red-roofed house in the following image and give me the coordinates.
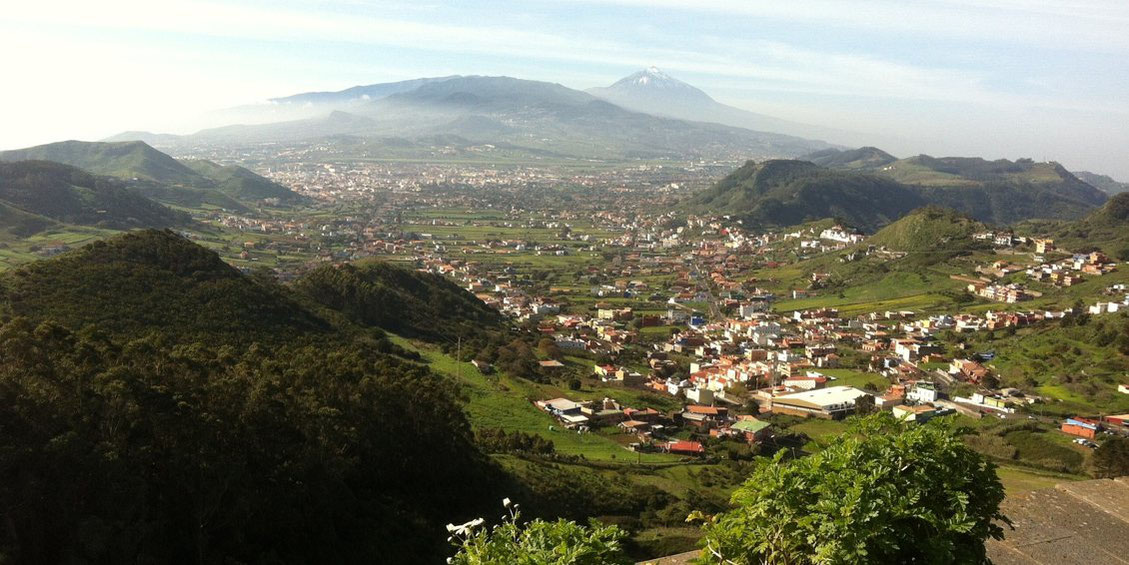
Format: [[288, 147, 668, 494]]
[[664, 440, 705, 456]]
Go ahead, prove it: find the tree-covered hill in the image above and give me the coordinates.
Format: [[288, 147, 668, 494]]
[[867, 206, 987, 252], [0, 229, 521, 563], [687, 159, 925, 232], [0, 139, 201, 184], [183, 159, 303, 202], [803, 146, 896, 169], [690, 157, 1108, 231], [0, 140, 301, 208], [0, 229, 512, 346], [0, 160, 189, 231], [1021, 192, 1129, 258], [0, 229, 330, 344], [295, 261, 507, 342], [866, 206, 990, 265]]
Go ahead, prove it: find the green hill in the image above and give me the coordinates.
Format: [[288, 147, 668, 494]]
[[1073, 171, 1129, 195], [0, 140, 300, 208], [295, 261, 506, 343], [687, 159, 926, 232], [0, 160, 189, 230], [803, 146, 896, 169], [0, 229, 507, 345], [0, 201, 58, 238], [183, 159, 301, 202], [866, 206, 991, 265], [867, 206, 985, 252], [691, 157, 1107, 231], [0, 139, 201, 184], [0, 229, 508, 563], [0, 229, 329, 343], [1028, 193, 1129, 257]]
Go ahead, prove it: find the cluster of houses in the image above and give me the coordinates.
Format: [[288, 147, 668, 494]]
[[533, 396, 771, 456]]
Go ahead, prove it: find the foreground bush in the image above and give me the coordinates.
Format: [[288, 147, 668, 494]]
[[448, 500, 631, 565], [697, 413, 1008, 564]]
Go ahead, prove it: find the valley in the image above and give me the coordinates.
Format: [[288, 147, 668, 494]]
[[2, 67, 1129, 565]]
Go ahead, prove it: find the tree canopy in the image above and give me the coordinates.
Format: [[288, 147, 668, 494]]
[[698, 413, 1008, 564]]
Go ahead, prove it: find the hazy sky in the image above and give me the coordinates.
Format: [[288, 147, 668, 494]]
[[4, 0, 1128, 177]]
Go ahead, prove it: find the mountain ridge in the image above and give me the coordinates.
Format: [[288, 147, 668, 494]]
[[0, 140, 301, 207], [0, 160, 190, 231], [690, 155, 1109, 231]]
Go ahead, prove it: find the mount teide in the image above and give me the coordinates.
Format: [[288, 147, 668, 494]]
[[587, 67, 866, 147]]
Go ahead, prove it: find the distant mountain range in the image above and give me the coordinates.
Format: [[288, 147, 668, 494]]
[[0, 140, 301, 211], [107, 72, 839, 160], [688, 149, 1109, 231]]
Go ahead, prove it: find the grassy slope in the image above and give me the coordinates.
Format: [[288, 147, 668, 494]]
[[388, 334, 681, 463]]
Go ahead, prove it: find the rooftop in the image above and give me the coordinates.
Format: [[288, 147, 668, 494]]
[[775, 385, 870, 408]]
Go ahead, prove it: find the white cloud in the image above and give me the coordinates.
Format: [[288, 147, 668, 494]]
[[562, 0, 1129, 52]]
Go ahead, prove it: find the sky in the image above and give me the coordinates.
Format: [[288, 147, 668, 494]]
[[3, 0, 1128, 178]]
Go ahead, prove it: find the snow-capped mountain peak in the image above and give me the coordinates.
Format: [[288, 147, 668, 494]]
[[597, 67, 715, 105]]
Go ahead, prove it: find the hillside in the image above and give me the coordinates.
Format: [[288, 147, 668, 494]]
[[0, 229, 509, 344], [687, 159, 925, 232], [0, 140, 300, 207], [867, 206, 985, 252], [182, 159, 302, 202], [0, 160, 189, 230], [803, 146, 896, 169], [691, 157, 1108, 231], [1073, 171, 1129, 195], [295, 261, 507, 343], [0, 229, 509, 563], [1028, 193, 1129, 257], [189, 111, 378, 145], [0, 139, 203, 184], [0, 229, 330, 343]]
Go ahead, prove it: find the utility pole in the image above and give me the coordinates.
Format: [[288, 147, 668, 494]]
[[456, 336, 462, 381]]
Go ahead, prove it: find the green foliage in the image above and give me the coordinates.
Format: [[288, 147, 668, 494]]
[[0, 229, 331, 344], [689, 156, 1107, 233], [0, 160, 188, 229], [448, 502, 631, 565], [0, 230, 556, 563], [0, 318, 502, 563], [867, 206, 987, 259], [687, 160, 923, 232], [183, 159, 302, 202], [476, 428, 556, 455], [1088, 436, 1129, 478], [294, 261, 507, 342], [699, 413, 1008, 564], [0, 140, 299, 209]]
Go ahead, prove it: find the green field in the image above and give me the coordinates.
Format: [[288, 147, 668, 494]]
[[389, 335, 681, 463]]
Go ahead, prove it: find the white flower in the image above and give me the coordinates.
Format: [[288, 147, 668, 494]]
[[503, 497, 512, 507], [448, 517, 486, 537]]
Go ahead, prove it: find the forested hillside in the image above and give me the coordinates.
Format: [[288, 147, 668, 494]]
[[0, 140, 301, 208], [0, 160, 189, 230], [0, 230, 523, 564], [690, 157, 1108, 231]]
